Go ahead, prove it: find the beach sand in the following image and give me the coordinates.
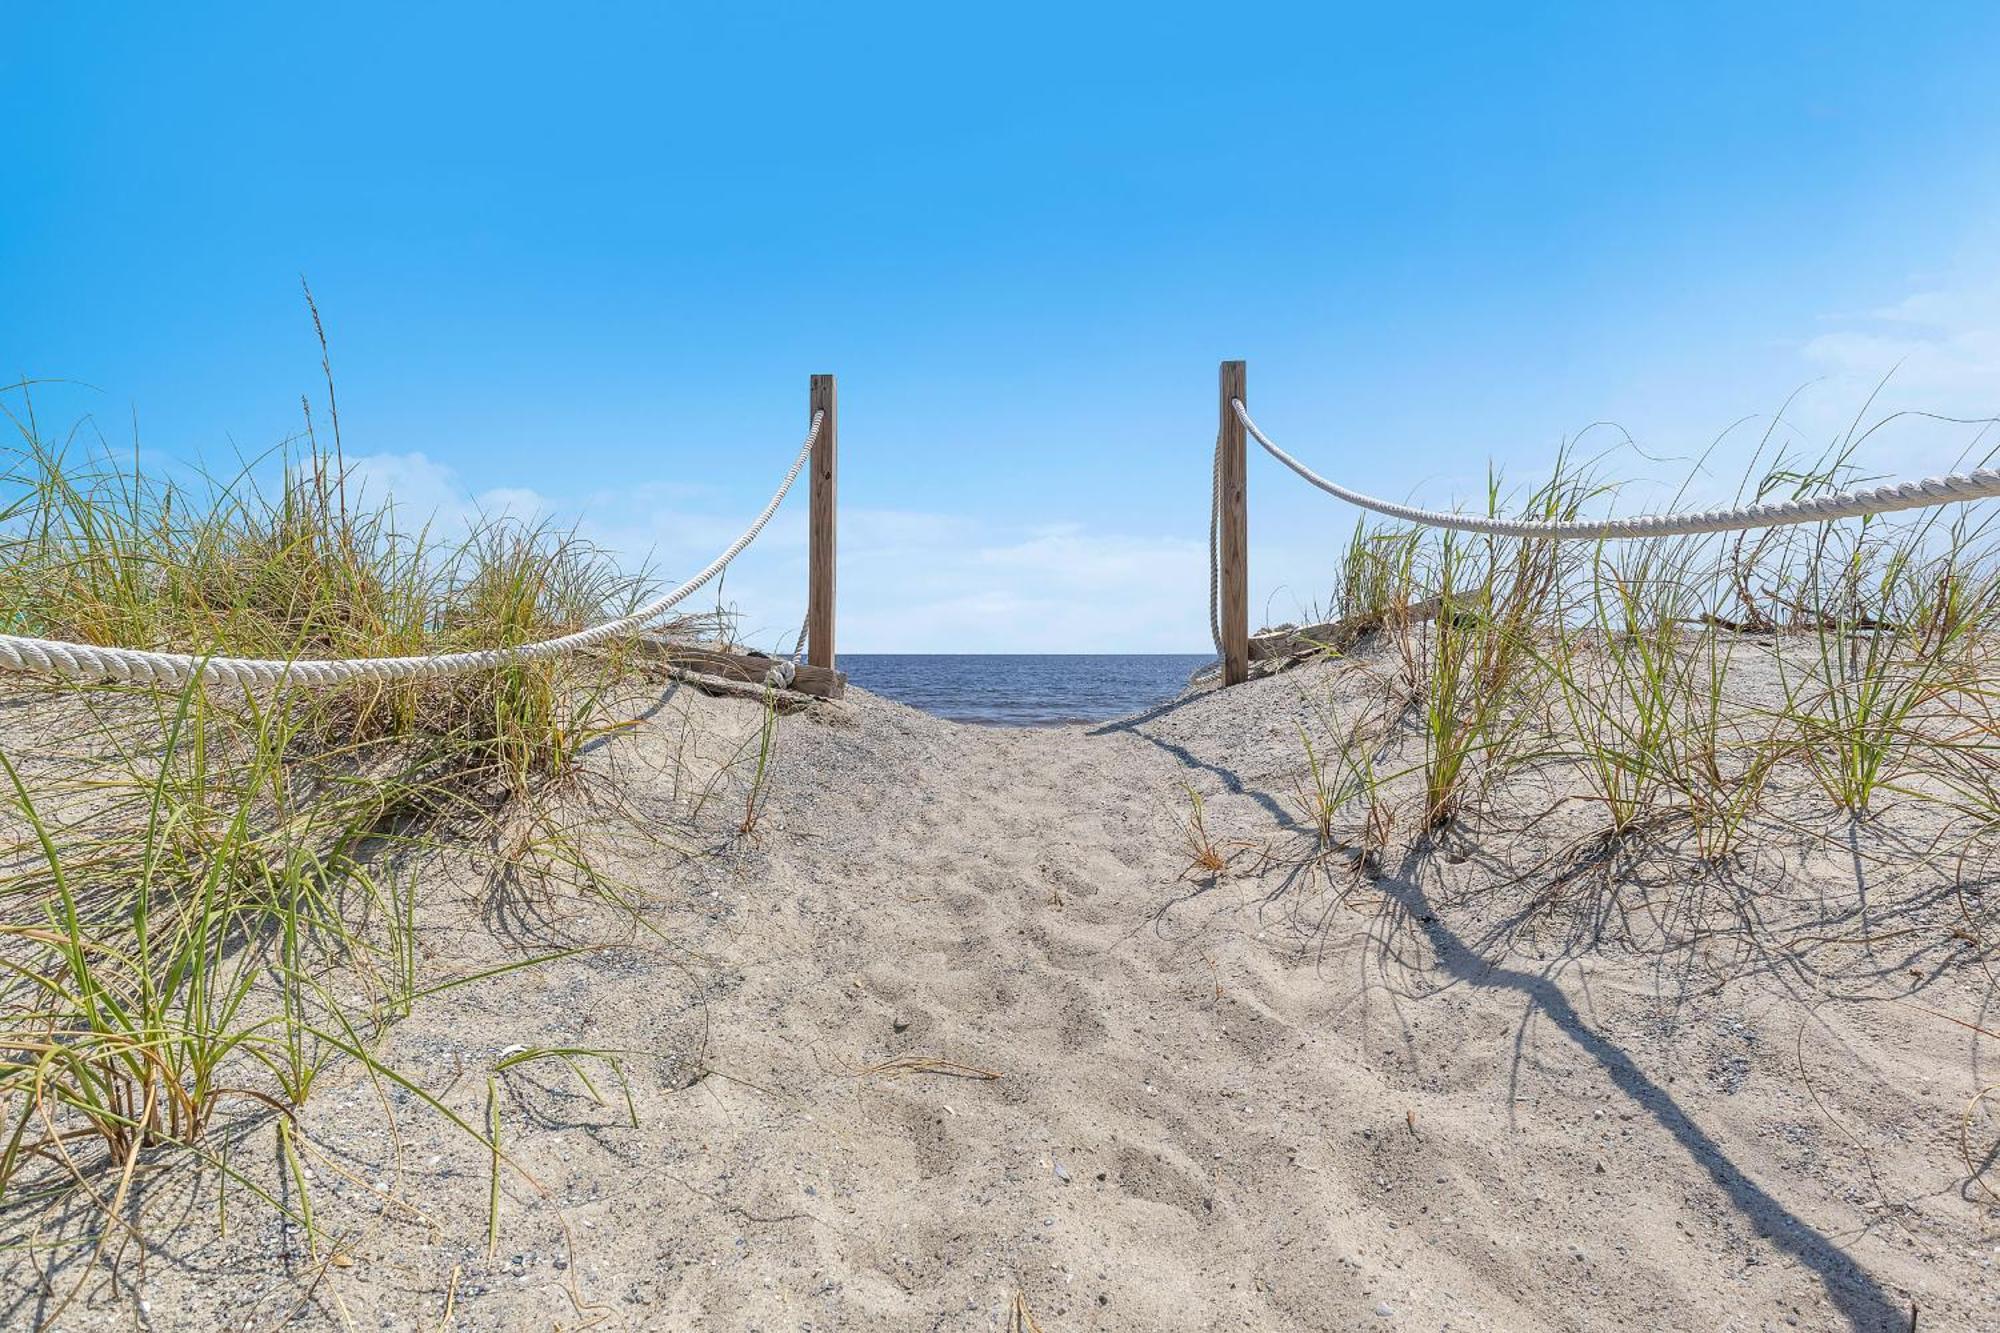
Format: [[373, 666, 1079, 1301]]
[[3, 635, 1996, 1330]]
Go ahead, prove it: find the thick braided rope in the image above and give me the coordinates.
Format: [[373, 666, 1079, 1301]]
[[1234, 400, 2000, 539], [0, 412, 823, 691], [1185, 416, 1229, 683], [1207, 415, 1224, 654], [790, 603, 811, 665]]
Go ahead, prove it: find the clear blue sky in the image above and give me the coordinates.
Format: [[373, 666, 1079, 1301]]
[[7, 3, 2000, 650]]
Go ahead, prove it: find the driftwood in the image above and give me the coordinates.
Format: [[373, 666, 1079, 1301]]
[[1249, 597, 1445, 665], [656, 665, 825, 713], [1250, 619, 1355, 663], [627, 635, 846, 700]]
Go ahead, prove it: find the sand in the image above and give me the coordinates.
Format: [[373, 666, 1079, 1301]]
[[3, 637, 1998, 1330]]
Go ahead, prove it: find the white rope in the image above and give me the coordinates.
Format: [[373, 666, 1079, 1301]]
[[1190, 410, 1230, 683], [1233, 399, 2000, 539], [0, 412, 825, 691], [1207, 414, 1224, 655]]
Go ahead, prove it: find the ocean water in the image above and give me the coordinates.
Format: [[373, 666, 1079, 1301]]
[[838, 654, 1212, 727]]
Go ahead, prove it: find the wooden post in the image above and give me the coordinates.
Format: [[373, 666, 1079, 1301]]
[[1219, 360, 1249, 686], [807, 374, 838, 671]]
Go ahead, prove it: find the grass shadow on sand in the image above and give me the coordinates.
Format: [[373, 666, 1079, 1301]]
[[1112, 697, 1910, 1330], [1368, 840, 1908, 1331]]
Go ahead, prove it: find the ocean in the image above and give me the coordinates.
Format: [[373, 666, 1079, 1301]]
[[837, 654, 1213, 727]]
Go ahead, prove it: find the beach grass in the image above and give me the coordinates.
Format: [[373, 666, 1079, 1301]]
[[0, 371, 717, 1304], [1288, 413, 2000, 884]]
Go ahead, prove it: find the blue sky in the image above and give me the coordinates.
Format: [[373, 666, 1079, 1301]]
[[7, 3, 2000, 650]]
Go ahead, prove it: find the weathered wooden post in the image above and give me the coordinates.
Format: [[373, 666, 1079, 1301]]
[[1219, 360, 1249, 686], [807, 373, 838, 672]]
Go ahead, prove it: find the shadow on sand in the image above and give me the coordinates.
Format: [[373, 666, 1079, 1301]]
[[1105, 708, 1910, 1332]]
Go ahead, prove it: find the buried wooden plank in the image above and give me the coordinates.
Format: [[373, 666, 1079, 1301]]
[[655, 666, 825, 713], [1247, 598, 1444, 664], [1249, 620, 1340, 662], [1248, 618, 1378, 662], [628, 636, 846, 699]]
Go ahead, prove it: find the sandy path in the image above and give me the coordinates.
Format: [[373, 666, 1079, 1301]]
[[652, 672, 1978, 1332], [6, 660, 1993, 1330], [587, 675, 1971, 1331]]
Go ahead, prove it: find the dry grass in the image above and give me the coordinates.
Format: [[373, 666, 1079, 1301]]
[[0, 342, 742, 1317], [1289, 410, 2000, 871], [1007, 1289, 1048, 1333], [1175, 781, 1232, 879], [857, 1056, 1005, 1082]]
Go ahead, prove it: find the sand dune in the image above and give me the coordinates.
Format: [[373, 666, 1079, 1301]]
[[4, 638, 1995, 1330]]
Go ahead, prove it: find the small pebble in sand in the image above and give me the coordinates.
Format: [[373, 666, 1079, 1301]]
[[1374, 1300, 1394, 1317]]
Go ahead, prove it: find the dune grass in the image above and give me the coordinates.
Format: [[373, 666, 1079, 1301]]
[[0, 372, 734, 1313], [1259, 411, 2000, 1237], [1285, 410, 2000, 885], [1389, 464, 1593, 828]]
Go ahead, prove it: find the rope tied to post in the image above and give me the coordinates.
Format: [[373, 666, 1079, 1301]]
[[0, 411, 825, 691], [1201, 372, 2000, 685], [1230, 398, 2000, 539]]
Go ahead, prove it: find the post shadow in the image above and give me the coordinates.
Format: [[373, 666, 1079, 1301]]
[[1098, 706, 1908, 1330]]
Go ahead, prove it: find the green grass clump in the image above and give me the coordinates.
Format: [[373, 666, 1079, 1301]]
[[1393, 464, 1593, 828], [1773, 519, 2000, 814], [0, 364, 727, 1314], [1289, 401, 2000, 886], [0, 380, 665, 787]]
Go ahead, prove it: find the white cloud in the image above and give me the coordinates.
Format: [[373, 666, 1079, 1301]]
[[1801, 323, 2000, 398], [1793, 279, 2000, 474], [1506, 274, 2000, 502], [843, 519, 1209, 651], [332, 454, 1211, 652], [476, 487, 554, 524], [345, 451, 557, 531]]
